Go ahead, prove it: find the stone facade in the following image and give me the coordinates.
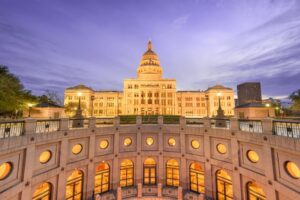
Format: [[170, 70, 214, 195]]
[[64, 42, 235, 118], [0, 117, 299, 200]]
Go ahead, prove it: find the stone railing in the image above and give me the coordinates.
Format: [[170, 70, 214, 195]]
[[0, 120, 24, 139], [0, 116, 300, 140]]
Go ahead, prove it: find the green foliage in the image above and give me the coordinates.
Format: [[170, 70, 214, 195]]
[[39, 90, 62, 106], [289, 89, 300, 111], [120, 115, 137, 124], [0, 65, 37, 116]]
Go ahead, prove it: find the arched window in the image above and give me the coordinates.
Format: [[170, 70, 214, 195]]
[[143, 158, 156, 185], [247, 182, 266, 200], [190, 162, 205, 193], [120, 159, 134, 187], [94, 162, 110, 195], [66, 170, 83, 200], [216, 170, 233, 200], [32, 182, 52, 200], [166, 159, 179, 187]]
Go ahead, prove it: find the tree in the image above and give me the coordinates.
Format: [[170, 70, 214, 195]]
[[289, 89, 300, 111], [0, 65, 37, 117], [38, 90, 62, 106]]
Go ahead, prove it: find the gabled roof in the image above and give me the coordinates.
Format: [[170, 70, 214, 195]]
[[66, 84, 93, 90], [207, 85, 232, 90]]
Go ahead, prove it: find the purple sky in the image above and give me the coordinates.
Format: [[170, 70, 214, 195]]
[[0, 0, 299, 99]]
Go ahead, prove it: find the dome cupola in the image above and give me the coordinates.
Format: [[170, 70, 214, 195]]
[[137, 41, 163, 80]]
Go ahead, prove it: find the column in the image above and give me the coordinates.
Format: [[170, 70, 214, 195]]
[[180, 117, 187, 189], [262, 142, 276, 199], [112, 117, 120, 189], [158, 116, 164, 185], [24, 118, 37, 135], [203, 120, 213, 198], [136, 117, 142, 184], [137, 183, 142, 198], [89, 117, 96, 129], [158, 183, 162, 197], [178, 186, 183, 200], [231, 137, 242, 199], [57, 137, 69, 200], [59, 118, 69, 131], [20, 144, 35, 200], [86, 134, 96, 199]]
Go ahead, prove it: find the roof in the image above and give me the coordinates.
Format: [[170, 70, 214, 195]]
[[35, 102, 63, 108], [235, 103, 266, 108], [66, 84, 93, 90], [177, 90, 205, 93], [207, 85, 232, 90], [94, 90, 123, 93]]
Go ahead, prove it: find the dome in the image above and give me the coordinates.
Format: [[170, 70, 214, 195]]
[[137, 41, 163, 80]]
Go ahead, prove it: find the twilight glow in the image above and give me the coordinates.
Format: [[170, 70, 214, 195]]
[[0, 0, 299, 98]]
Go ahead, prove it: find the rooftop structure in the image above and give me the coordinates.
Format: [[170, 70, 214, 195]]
[[64, 42, 235, 118]]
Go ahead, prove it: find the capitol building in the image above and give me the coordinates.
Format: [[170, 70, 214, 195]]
[[0, 42, 299, 200], [64, 41, 234, 118]]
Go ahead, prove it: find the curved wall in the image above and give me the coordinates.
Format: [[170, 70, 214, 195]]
[[0, 118, 299, 200]]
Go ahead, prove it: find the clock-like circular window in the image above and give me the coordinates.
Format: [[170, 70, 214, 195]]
[[99, 140, 109, 149], [285, 161, 300, 179], [247, 150, 259, 163], [168, 138, 176, 146], [72, 144, 83, 155], [124, 138, 132, 146], [0, 162, 13, 180], [146, 137, 154, 146], [39, 150, 52, 164], [216, 143, 227, 154], [191, 140, 200, 149]]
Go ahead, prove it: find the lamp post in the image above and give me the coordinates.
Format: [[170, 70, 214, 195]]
[[216, 92, 224, 117], [77, 92, 82, 110], [216, 92, 226, 128], [28, 103, 33, 118], [91, 95, 95, 117], [72, 92, 84, 128], [275, 106, 279, 117], [266, 103, 270, 117]]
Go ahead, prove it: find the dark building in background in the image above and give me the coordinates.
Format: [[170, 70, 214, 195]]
[[237, 82, 262, 105]]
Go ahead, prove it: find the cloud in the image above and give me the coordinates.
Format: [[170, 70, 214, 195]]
[[170, 15, 189, 30]]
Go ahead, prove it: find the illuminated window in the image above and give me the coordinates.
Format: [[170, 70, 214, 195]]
[[0, 162, 13, 180], [99, 140, 109, 149], [216, 143, 227, 154], [39, 150, 52, 164], [166, 159, 179, 187], [72, 144, 83, 155], [32, 182, 52, 200], [247, 182, 266, 200], [94, 162, 110, 195], [191, 140, 200, 149], [247, 150, 259, 163], [168, 138, 176, 146], [124, 138, 132, 146], [190, 162, 205, 193], [216, 170, 233, 200], [143, 158, 156, 185], [146, 137, 154, 146], [66, 170, 83, 200], [285, 161, 300, 179], [120, 159, 134, 187]]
